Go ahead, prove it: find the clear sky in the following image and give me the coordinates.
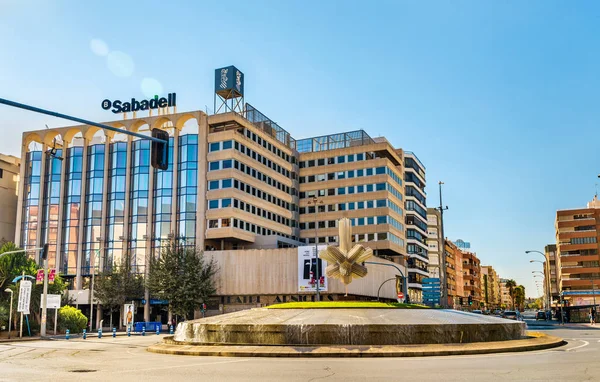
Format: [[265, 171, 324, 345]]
[[2, 0, 600, 298]]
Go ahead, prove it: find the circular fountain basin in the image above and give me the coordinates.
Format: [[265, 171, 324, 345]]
[[173, 308, 526, 346]]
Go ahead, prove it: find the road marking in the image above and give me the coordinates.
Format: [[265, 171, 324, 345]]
[[566, 340, 589, 351]]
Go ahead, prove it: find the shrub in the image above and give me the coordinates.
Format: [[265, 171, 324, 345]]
[[58, 306, 87, 333]]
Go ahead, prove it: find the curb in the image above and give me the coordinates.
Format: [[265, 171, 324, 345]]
[[147, 332, 566, 358]]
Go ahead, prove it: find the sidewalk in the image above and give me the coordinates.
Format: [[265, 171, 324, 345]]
[[525, 319, 600, 329]]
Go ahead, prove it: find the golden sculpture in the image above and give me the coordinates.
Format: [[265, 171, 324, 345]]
[[319, 218, 373, 294]]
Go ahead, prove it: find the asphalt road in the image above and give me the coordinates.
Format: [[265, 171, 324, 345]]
[[0, 321, 599, 382]]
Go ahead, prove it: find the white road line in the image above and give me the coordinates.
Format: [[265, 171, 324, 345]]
[[566, 340, 589, 351]]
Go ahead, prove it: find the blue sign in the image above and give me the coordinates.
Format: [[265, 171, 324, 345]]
[[562, 290, 600, 296], [141, 299, 169, 305], [215, 65, 244, 98], [454, 239, 471, 249], [422, 278, 441, 306]]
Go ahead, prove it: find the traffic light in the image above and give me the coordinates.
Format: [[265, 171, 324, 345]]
[[468, 295, 473, 305], [151, 128, 169, 170], [41, 243, 49, 261]]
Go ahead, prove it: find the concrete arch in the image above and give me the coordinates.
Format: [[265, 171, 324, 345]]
[[42, 130, 64, 147], [63, 127, 84, 143], [175, 113, 199, 130], [151, 116, 174, 130], [83, 125, 108, 141], [24, 132, 43, 147], [129, 119, 152, 133]]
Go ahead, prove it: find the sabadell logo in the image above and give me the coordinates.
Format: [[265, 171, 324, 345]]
[[101, 93, 177, 113]]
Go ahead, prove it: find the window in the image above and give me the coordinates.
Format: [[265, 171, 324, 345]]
[[222, 159, 232, 169], [337, 155, 345, 164], [209, 200, 219, 209], [209, 162, 219, 171], [338, 187, 345, 195], [222, 179, 232, 188], [209, 142, 220, 152], [222, 198, 232, 208], [209, 220, 218, 228], [222, 140, 233, 150], [209, 180, 219, 190], [222, 218, 230, 227], [376, 167, 386, 175], [347, 154, 354, 162]]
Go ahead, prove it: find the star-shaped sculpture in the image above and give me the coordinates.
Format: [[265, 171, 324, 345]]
[[319, 218, 373, 288]]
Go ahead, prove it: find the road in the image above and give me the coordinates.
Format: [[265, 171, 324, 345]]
[[0, 321, 599, 381]]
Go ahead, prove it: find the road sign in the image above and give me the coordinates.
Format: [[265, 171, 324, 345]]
[[41, 294, 61, 309], [36, 269, 44, 285], [17, 280, 32, 314], [397, 292, 404, 300]]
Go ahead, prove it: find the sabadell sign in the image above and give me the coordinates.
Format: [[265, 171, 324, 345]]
[[101, 93, 177, 114]]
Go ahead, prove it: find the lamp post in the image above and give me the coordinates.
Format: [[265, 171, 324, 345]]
[[4, 288, 13, 339], [436, 181, 449, 308], [526, 250, 552, 312], [308, 196, 324, 301], [531, 260, 547, 309], [89, 247, 102, 331]]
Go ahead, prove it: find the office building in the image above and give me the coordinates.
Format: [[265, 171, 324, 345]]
[[15, 66, 421, 313], [0, 154, 20, 243], [426, 208, 441, 279]]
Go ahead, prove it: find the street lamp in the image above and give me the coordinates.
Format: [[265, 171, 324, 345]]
[[307, 196, 324, 301], [88, 247, 103, 331], [4, 288, 13, 339], [526, 250, 552, 312], [75, 290, 83, 310]]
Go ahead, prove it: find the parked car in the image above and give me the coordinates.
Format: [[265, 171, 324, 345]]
[[536, 311, 546, 321], [493, 309, 502, 316], [502, 311, 521, 320], [472, 310, 483, 314]]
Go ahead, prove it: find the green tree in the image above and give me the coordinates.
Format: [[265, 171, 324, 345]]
[[58, 305, 87, 333], [514, 285, 526, 311], [505, 279, 517, 310], [147, 242, 218, 320], [94, 252, 144, 328]]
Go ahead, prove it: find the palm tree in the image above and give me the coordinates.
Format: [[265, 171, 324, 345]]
[[505, 279, 517, 310], [514, 285, 525, 311]]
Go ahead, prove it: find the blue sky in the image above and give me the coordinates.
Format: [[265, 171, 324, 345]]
[[2, 0, 600, 297]]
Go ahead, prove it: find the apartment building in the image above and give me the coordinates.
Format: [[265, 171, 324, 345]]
[[462, 251, 482, 308], [0, 154, 20, 243], [555, 196, 600, 306], [545, 244, 561, 306], [426, 208, 442, 279], [481, 265, 500, 309]]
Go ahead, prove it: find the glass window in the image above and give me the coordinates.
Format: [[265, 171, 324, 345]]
[[348, 202, 355, 210], [222, 179, 232, 188], [348, 187, 355, 194], [209, 200, 218, 209], [209, 162, 219, 171], [337, 171, 345, 180], [377, 216, 386, 224], [368, 217, 374, 225], [222, 159, 232, 169], [209, 180, 219, 190], [347, 154, 354, 162], [377, 199, 386, 208], [357, 185, 364, 193], [210, 142, 220, 152], [222, 198, 231, 208], [347, 171, 354, 178], [318, 159, 325, 166], [209, 220, 218, 228], [337, 156, 345, 164], [367, 200, 374, 208], [357, 169, 364, 177], [366, 184, 373, 192], [376, 167, 386, 175], [222, 218, 230, 227], [376, 183, 385, 191], [366, 168, 373, 176], [357, 153, 364, 161], [338, 187, 345, 195], [223, 140, 233, 150], [357, 201, 364, 209]]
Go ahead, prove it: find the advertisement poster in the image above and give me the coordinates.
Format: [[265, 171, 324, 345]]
[[124, 303, 135, 327], [298, 245, 328, 292], [17, 280, 32, 314]]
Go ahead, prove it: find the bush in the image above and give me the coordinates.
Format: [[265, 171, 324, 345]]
[[58, 306, 87, 333]]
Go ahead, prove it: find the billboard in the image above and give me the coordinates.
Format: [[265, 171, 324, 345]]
[[124, 303, 135, 327], [40, 294, 61, 309], [454, 239, 471, 250], [215, 65, 244, 98], [298, 245, 328, 292]]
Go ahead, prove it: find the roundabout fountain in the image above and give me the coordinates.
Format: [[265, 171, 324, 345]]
[[148, 219, 564, 357]]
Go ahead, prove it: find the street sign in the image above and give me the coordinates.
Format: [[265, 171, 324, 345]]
[[17, 280, 32, 314], [36, 269, 44, 285], [40, 294, 61, 309], [397, 292, 404, 300]]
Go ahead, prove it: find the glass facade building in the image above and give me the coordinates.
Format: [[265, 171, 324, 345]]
[[18, 109, 425, 293]]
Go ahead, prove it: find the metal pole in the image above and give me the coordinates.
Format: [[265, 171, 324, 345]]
[[0, 98, 166, 144], [313, 197, 320, 301], [54, 308, 58, 335], [19, 271, 24, 338], [437, 182, 449, 308], [6, 290, 13, 339], [90, 252, 95, 331], [40, 254, 49, 337]]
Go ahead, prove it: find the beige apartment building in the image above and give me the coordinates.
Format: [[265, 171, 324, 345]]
[[555, 196, 600, 306], [0, 154, 20, 243], [500, 278, 512, 309], [426, 208, 442, 279], [481, 265, 500, 309]]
